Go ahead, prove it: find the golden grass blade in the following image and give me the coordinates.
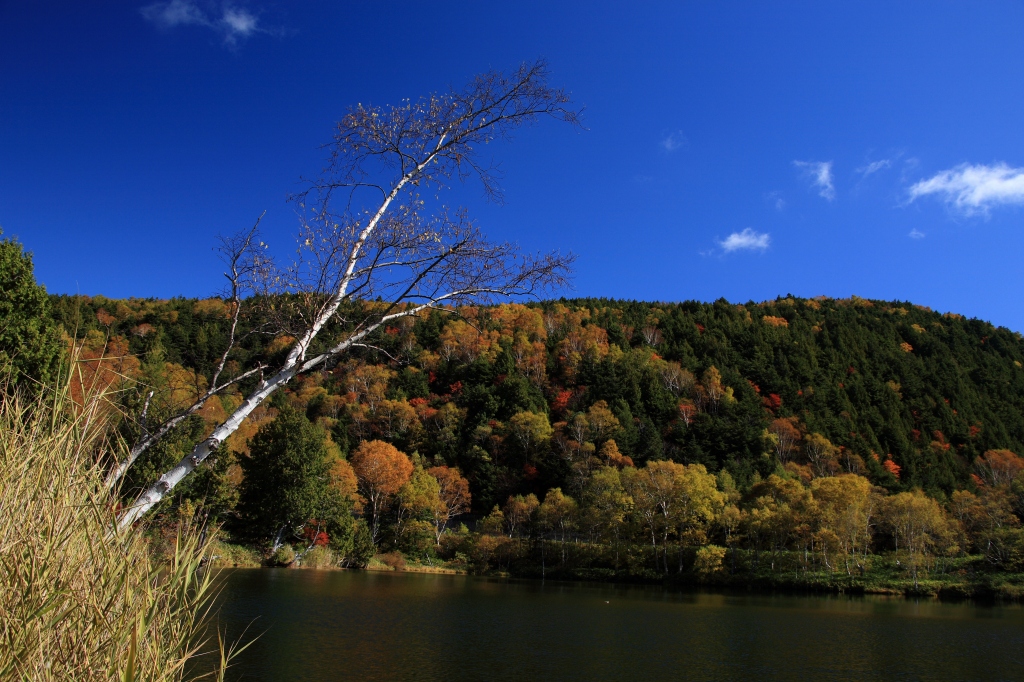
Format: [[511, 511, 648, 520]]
[[0, 360, 243, 682]]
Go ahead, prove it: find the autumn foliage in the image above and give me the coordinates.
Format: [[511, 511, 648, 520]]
[[974, 449, 1024, 487], [351, 440, 414, 541]]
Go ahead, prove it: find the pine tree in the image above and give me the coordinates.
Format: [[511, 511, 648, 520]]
[[0, 231, 62, 387]]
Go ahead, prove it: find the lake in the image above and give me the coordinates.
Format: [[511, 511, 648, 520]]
[[209, 568, 1024, 681]]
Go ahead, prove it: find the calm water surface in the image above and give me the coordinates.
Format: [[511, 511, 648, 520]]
[[210, 568, 1024, 681]]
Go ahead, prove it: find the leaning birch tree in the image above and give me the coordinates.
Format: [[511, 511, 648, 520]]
[[116, 60, 579, 529]]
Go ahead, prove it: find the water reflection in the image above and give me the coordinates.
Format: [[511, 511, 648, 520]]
[[209, 569, 1024, 681]]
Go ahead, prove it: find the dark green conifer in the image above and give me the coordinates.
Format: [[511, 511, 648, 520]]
[[0, 230, 62, 387]]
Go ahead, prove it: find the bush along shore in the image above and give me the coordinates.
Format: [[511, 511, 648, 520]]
[[198, 454, 1024, 603], [454, 538, 1024, 602], [200, 529, 1024, 602]]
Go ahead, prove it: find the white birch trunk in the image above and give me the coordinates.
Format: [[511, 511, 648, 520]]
[[112, 63, 577, 530], [117, 364, 298, 529], [114, 153, 434, 529]]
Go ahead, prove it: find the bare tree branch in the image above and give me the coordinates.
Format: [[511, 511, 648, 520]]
[[105, 214, 268, 489], [349, 343, 403, 364], [117, 60, 579, 529]]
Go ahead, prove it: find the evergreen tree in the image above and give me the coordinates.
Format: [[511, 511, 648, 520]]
[[238, 407, 347, 543], [0, 231, 62, 387]]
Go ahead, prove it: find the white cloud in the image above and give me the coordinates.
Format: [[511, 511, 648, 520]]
[[908, 162, 1024, 216], [142, 1, 264, 45], [660, 131, 687, 152], [221, 7, 259, 38], [908, 229, 925, 239], [719, 228, 770, 253], [764, 191, 785, 210], [794, 160, 836, 201], [857, 159, 891, 177]]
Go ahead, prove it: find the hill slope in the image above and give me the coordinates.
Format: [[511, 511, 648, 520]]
[[52, 294, 1024, 508]]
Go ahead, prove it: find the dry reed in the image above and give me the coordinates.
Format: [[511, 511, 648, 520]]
[[0, 380, 236, 681]]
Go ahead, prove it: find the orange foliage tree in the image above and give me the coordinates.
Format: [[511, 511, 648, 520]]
[[70, 332, 141, 409], [427, 466, 471, 543], [768, 417, 802, 463], [351, 440, 413, 542], [329, 458, 362, 513], [974, 449, 1024, 487]]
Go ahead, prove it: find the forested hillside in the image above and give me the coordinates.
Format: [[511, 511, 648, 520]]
[[47, 293, 1024, 593], [53, 293, 1024, 506]]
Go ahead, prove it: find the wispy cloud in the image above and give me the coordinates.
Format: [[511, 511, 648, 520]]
[[719, 228, 770, 253], [857, 159, 891, 177], [908, 229, 925, 239], [764, 191, 786, 211], [142, 0, 207, 27], [142, 1, 265, 45], [222, 7, 258, 36], [908, 162, 1024, 216], [794, 160, 835, 201], [660, 130, 687, 152]]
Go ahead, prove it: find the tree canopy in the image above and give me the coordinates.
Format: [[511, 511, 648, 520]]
[[0, 232, 62, 387], [238, 406, 348, 543]]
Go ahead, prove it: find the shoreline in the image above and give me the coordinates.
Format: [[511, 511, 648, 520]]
[[209, 554, 1024, 604]]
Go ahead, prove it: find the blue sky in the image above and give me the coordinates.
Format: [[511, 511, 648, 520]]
[[4, 2, 1024, 329]]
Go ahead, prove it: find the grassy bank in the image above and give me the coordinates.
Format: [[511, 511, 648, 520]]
[[206, 539, 468, 574]]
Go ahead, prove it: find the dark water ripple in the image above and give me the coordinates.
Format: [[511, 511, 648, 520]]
[[207, 569, 1024, 682]]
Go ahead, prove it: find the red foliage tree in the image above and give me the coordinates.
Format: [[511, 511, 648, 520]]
[[882, 458, 901, 480], [303, 522, 330, 547]]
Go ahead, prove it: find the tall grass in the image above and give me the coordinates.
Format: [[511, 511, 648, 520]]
[[0, 380, 235, 681]]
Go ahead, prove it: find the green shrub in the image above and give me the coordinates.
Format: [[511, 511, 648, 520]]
[[270, 544, 296, 566], [301, 546, 337, 569], [338, 519, 375, 568], [694, 545, 728, 579]]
